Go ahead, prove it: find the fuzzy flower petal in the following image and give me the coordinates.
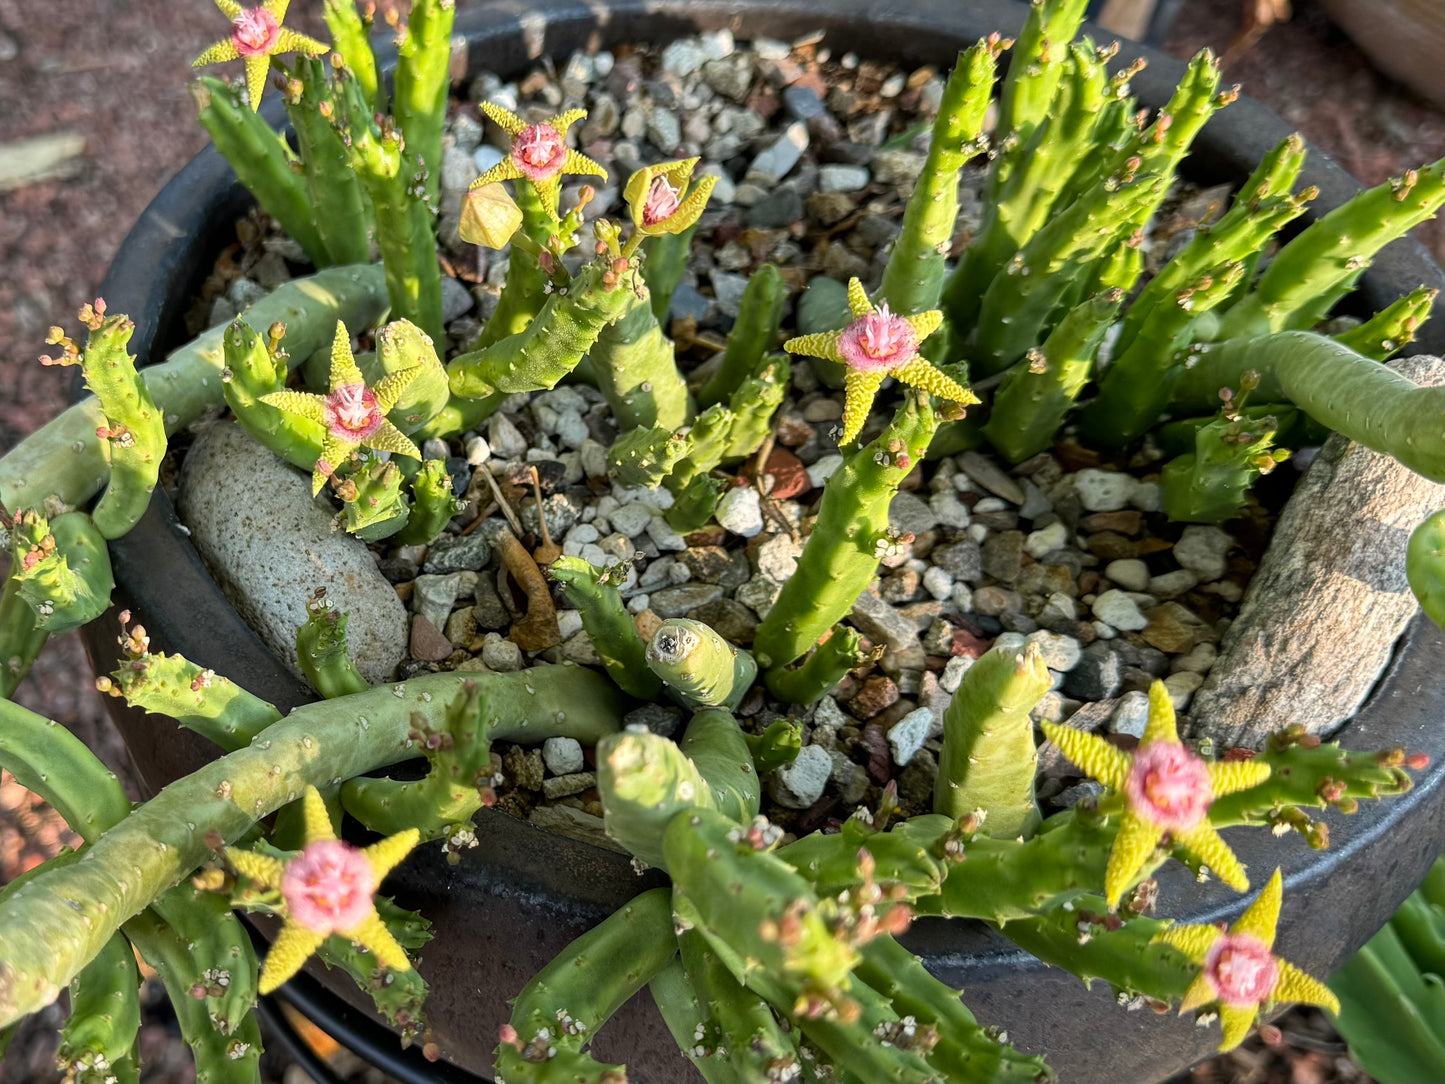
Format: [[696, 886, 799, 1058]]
[[783, 278, 966, 445], [624, 158, 719, 237], [471, 103, 607, 218], [1153, 870, 1340, 1051], [192, 0, 327, 111], [258, 923, 326, 994], [1041, 680, 1267, 908]]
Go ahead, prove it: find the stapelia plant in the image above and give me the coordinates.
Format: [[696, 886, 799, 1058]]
[[0, 1, 1444, 1082]]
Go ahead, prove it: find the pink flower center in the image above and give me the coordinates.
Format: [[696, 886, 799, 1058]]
[[282, 839, 376, 936], [837, 304, 918, 372], [642, 176, 682, 226], [1203, 932, 1279, 1008], [231, 7, 281, 57], [1124, 741, 1214, 833], [512, 124, 567, 181], [324, 383, 383, 441]]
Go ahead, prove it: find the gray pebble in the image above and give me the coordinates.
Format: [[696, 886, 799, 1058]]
[[770, 744, 832, 809]]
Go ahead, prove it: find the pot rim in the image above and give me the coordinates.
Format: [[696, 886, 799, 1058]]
[[84, 2, 1445, 1081]]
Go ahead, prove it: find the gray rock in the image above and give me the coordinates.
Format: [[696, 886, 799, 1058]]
[[543, 734, 586, 774], [1074, 468, 1136, 512], [769, 744, 832, 808], [702, 54, 753, 101], [931, 540, 983, 581], [660, 38, 708, 76], [649, 583, 724, 618], [888, 490, 939, 535], [888, 707, 934, 766], [644, 105, 682, 154], [747, 121, 809, 184], [1057, 780, 1106, 808], [481, 635, 523, 671], [177, 422, 406, 684], [735, 575, 782, 619], [1110, 690, 1151, 738], [710, 270, 751, 318], [957, 451, 1026, 505], [755, 534, 802, 583], [488, 413, 528, 459], [850, 590, 921, 655], [441, 277, 474, 324], [472, 580, 510, 630], [413, 573, 467, 631], [871, 148, 926, 187], [422, 534, 491, 574], [1026, 630, 1082, 672], [624, 703, 684, 738], [1104, 558, 1151, 592], [1092, 589, 1149, 631], [981, 531, 1025, 584], [1172, 525, 1233, 582], [818, 163, 869, 193], [745, 187, 804, 229], [1063, 642, 1123, 700], [830, 751, 871, 804], [940, 654, 974, 694], [716, 486, 764, 537]]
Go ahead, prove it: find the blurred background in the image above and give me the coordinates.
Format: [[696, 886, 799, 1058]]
[[1, 0, 1442, 1080]]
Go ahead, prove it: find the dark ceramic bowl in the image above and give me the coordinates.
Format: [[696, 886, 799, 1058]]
[[83, 2, 1445, 1082]]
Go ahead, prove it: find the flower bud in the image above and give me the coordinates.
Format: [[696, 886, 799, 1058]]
[[459, 183, 523, 249]]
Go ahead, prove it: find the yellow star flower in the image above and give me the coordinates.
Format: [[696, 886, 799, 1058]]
[[1041, 681, 1271, 909], [1155, 869, 1340, 1051], [260, 321, 422, 495], [783, 278, 978, 445], [623, 158, 718, 242], [226, 786, 420, 994], [469, 103, 607, 218], [191, 0, 328, 111]]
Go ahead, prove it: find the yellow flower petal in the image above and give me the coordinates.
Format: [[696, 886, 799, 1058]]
[[215, 0, 243, 18], [243, 53, 271, 111], [841, 368, 886, 446], [1038, 721, 1133, 791], [344, 910, 412, 973], [225, 847, 287, 889], [300, 786, 337, 844], [372, 366, 422, 415], [1206, 757, 1271, 798], [1216, 1004, 1256, 1052], [1175, 822, 1250, 893], [891, 358, 979, 408], [903, 310, 944, 342], [314, 434, 351, 495], [275, 28, 330, 57], [470, 159, 526, 191], [328, 321, 364, 389], [549, 108, 588, 134], [562, 147, 608, 181], [1105, 809, 1165, 908], [192, 39, 241, 67], [364, 828, 421, 882], [1271, 959, 1340, 1014], [1143, 681, 1181, 746], [1154, 922, 1223, 964], [846, 277, 872, 319], [783, 332, 846, 366], [478, 101, 526, 137], [262, 0, 289, 21], [1178, 971, 1219, 1013], [259, 922, 326, 994], [366, 422, 423, 461], [1231, 868, 1282, 946], [259, 388, 327, 424]]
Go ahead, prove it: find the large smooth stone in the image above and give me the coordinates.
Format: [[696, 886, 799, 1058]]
[[177, 421, 407, 684]]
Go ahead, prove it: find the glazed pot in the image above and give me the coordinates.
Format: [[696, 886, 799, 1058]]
[[83, 2, 1445, 1082]]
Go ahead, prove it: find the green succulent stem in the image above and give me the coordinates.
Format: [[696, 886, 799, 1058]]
[[763, 625, 868, 706], [1170, 331, 1445, 482], [647, 618, 757, 711], [284, 57, 374, 266], [295, 600, 370, 699], [192, 77, 330, 266], [323, 0, 379, 109], [589, 289, 694, 433], [934, 642, 1052, 838], [393, 0, 456, 209], [1335, 286, 1438, 361], [548, 555, 662, 699], [221, 320, 323, 471], [1408, 508, 1445, 630], [0, 267, 388, 514], [0, 571, 46, 700], [698, 264, 786, 408], [105, 648, 283, 752], [754, 392, 937, 669], [57, 931, 141, 1084]]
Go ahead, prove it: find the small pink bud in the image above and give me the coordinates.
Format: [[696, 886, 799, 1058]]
[[1124, 741, 1214, 832], [1203, 932, 1278, 1008], [282, 839, 376, 936]]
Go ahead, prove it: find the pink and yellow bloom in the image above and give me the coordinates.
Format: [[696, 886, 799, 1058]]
[[783, 279, 978, 445], [191, 0, 328, 111], [260, 320, 423, 495], [1155, 869, 1340, 1050], [226, 787, 420, 994], [1041, 681, 1271, 908], [623, 159, 718, 240], [470, 103, 607, 218]]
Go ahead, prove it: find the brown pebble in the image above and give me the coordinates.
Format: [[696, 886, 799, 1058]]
[[858, 723, 893, 783], [1087, 532, 1141, 560], [849, 675, 900, 719], [1080, 510, 1144, 535], [409, 614, 453, 662]]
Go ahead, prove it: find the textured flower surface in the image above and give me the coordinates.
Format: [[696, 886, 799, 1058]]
[[1155, 869, 1340, 1051], [1041, 681, 1271, 908], [623, 158, 718, 240], [226, 787, 419, 994], [470, 103, 606, 217], [191, 0, 328, 111], [784, 278, 978, 445], [260, 320, 422, 494]]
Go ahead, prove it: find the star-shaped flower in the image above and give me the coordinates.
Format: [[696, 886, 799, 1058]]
[[260, 321, 422, 495], [783, 279, 978, 445], [623, 159, 718, 242], [1041, 681, 1271, 909], [191, 0, 328, 111], [1154, 869, 1340, 1051], [469, 103, 607, 218], [226, 787, 420, 994]]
